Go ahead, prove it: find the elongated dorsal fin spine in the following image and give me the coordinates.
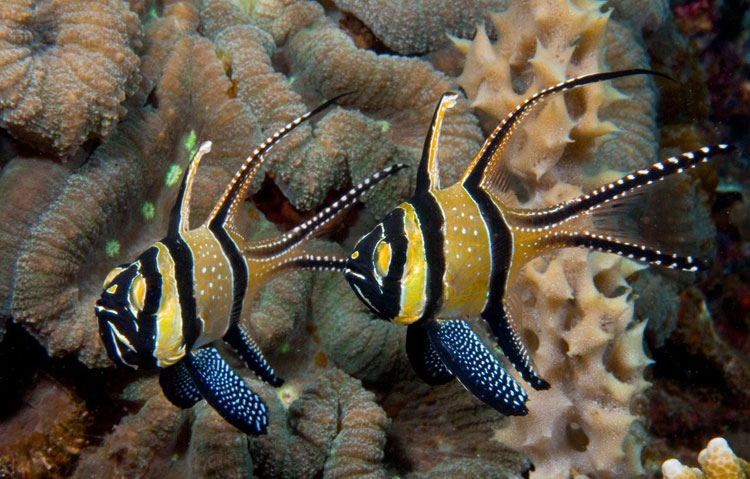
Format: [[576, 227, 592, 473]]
[[243, 163, 407, 258], [461, 69, 672, 189], [416, 92, 459, 194], [206, 94, 350, 231], [168, 141, 213, 237], [505, 144, 734, 227]]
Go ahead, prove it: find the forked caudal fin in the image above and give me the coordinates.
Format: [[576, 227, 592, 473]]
[[243, 162, 407, 258]]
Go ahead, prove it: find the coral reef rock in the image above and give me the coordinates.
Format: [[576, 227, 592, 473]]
[[0, 0, 141, 156], [0, 378, 90, 478], [332, 0, 506, 55], [662, 438, 750, 479]]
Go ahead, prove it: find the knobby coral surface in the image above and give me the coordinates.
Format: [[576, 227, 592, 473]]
[[0, 0, 739, 478], [73, 367, 388, 479], [0, 0, 141, 156], [331, 0, 506, 55], [662, 438, 750, 479]]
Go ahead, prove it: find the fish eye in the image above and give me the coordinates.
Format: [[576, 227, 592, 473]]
[[351, 251, 359, 260], [374, 240, 391, 277], [129, 275, 147, 312]]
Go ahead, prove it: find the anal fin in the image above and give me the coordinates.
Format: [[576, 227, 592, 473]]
[[185, 347, 269, 435], [223, 323, 284, 387], [424, 319, 529, 415], [159, 360, 202, 409], [406, 322, 454, 385], [482, 304, 549, 391]]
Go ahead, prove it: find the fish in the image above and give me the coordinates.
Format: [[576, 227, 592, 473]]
[[332, 69, 734, 415], [95, 96, 406, 435]]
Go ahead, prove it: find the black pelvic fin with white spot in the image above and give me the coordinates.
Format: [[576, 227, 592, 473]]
[[159, 360, 202, 409], [406, 322, 454, 386], [223, 323, 283, 387], [243, 163, 408, 258], [184, 347, 269, 435], [482, 305, 549, 391], [424, 319, 529, 416]]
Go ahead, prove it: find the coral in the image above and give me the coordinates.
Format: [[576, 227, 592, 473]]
[[493, 249, 651, 479], [74, 367, 388, 479], [0, 158, 69, 344], [382, 378, 531, 477], [0, 377, 90, 478], [0, 0, 141, 156], [607, 0, 669, 32], [310, 263, 411, 385], [331, 0, 505, 55], [662, 438, 750, 479], [454, 0, 658, 186]]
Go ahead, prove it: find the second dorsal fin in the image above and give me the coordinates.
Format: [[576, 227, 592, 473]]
[[415, 92, 458, 194], [204, 95, 349, 233]]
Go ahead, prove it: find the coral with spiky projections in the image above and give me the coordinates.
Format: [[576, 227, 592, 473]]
[[453, 0, 656, 184], [662, 438, 750, 479], [494, 248, 651, 479], [0, 0, 141, 156], [331, 0, 505, 55]]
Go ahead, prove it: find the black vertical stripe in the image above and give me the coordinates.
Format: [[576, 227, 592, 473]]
[[462, 185, 513, 314], [407, 193, 445, 322], [160, 236, 200, 350], [135, 247, 161, 368], [209, 225, 248, 326]]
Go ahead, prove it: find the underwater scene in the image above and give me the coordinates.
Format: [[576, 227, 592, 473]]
[[0, 0, 748, 478]]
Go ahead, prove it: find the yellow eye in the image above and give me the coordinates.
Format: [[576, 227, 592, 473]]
[[129, 275, 147, 311], [374, 240, 391, 277], [351, 251, 359, 260]]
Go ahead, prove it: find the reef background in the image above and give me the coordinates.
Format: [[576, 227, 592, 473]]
[[0, 0, 748, 478]]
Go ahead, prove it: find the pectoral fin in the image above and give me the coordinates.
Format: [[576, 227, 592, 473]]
[[423, 319, 528, 415], [185, 347, 269, 435]]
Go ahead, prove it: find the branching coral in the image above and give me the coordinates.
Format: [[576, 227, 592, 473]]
[[0, 0, 141, 156], [331, 0, 505, 55], [662, 438, 750, 479]]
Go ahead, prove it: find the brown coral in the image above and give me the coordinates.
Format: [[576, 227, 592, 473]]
[[331, 0, 505, 55], [73, 368, 388, 479], [0, 0, 141, 156], [0, 377, 90, 478]]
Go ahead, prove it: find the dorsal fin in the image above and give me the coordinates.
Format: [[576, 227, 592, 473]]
[[168, 141, 213, 238], [205, 94, 350, 233], [415, 92, 458, 194], [461, 69, 671, 191], [243, 163, 407, 257]]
